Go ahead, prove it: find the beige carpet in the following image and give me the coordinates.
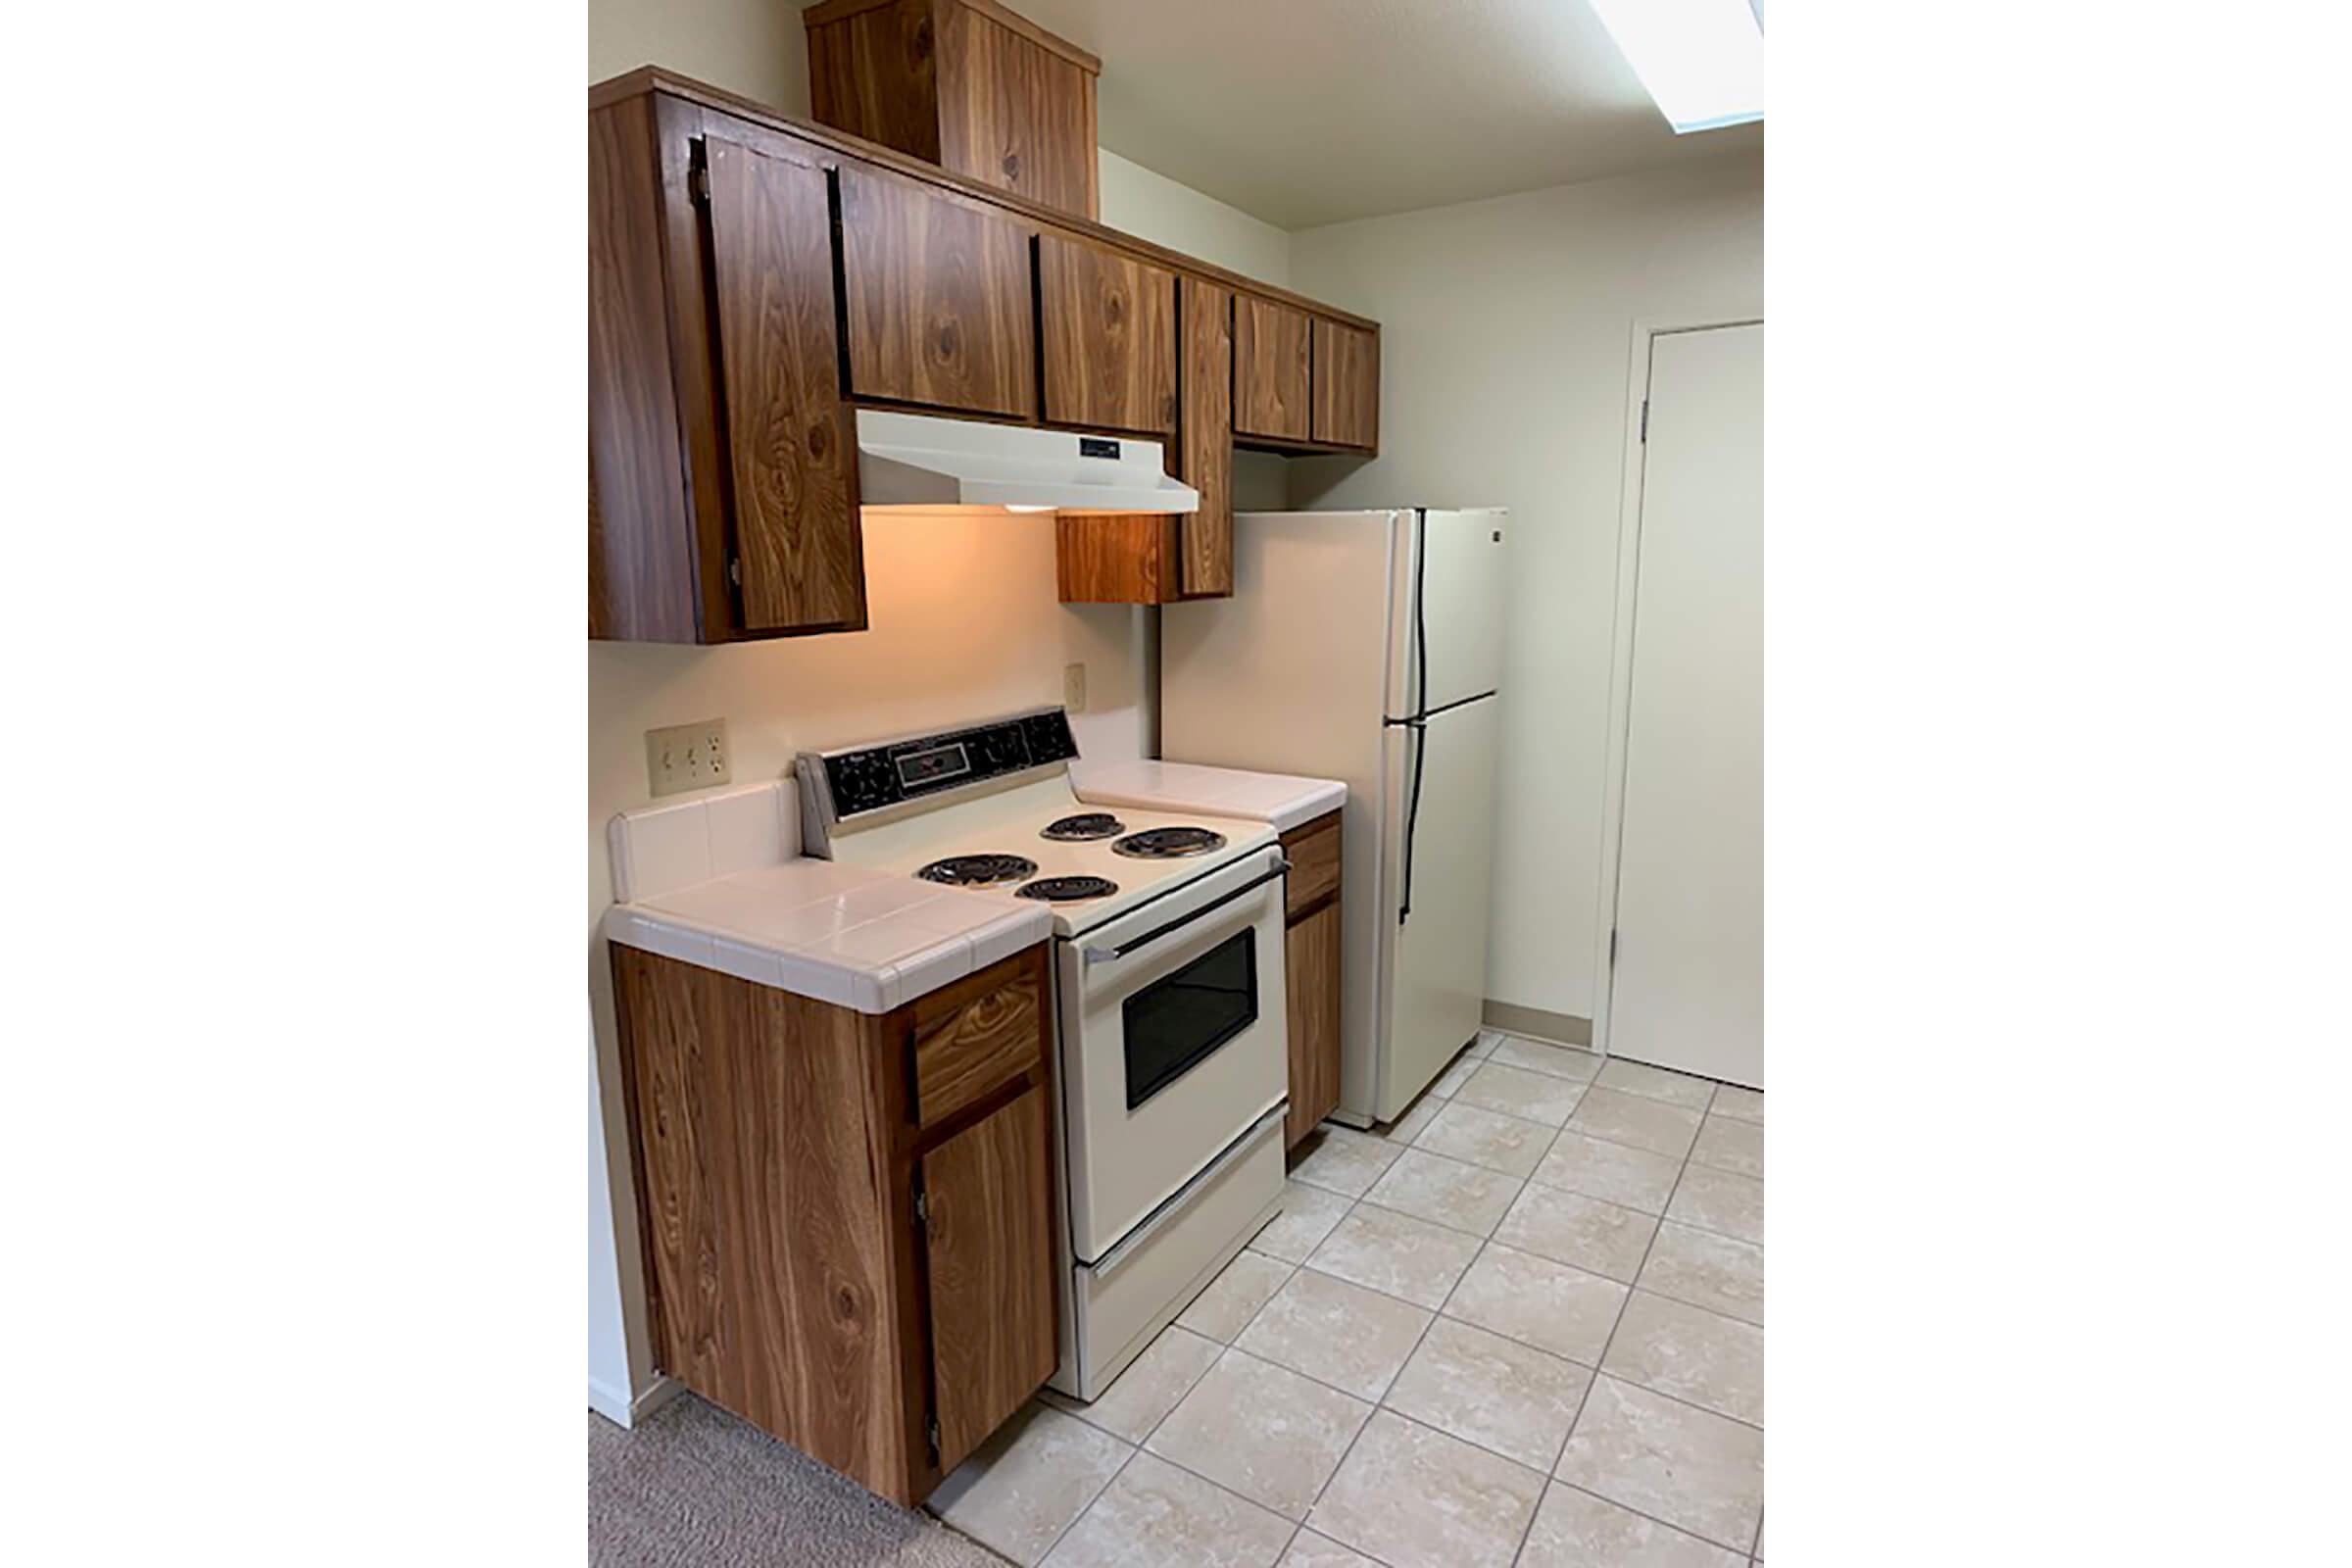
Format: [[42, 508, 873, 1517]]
[[590, 1396, 1010, 1567]]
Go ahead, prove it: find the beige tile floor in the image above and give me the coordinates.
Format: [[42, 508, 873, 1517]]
[[928, 1031, 1764, 1568]]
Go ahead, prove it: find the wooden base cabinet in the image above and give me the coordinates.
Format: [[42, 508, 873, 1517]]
[[1281, 810, 1345, 1146], [610, 941, 1058, 1504]]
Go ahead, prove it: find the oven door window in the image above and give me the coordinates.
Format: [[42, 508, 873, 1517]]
[[1123, 929, 1259, 1110]]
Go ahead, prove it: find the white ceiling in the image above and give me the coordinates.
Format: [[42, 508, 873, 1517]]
[[978, 0, 1763, 229]]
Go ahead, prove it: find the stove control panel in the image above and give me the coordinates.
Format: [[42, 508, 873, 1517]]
[[811, 708, 1080, 824]]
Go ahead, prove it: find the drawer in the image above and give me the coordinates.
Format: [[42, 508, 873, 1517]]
[[1280, 811, 1342, 920], [911, 951, 1048, 1130]]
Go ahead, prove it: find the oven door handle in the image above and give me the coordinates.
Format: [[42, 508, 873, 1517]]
[[1081, 858, 1290, 967]]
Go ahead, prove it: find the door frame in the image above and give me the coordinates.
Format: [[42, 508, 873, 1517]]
[[1588, 315, 1765, 1060]]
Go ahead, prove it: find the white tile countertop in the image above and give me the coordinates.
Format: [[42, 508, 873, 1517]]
[[602, 780, 1051, 1015], [1071, 759, 1346, 834]]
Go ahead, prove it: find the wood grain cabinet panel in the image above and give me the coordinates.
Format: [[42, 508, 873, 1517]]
[[912, 957, 1044, 1128], [1281, 809, 1345, 1147], [1284, 901, 1344, 1146], [807, 0, 1102, 221], [921, 1085, 1059, 1472], [838, 166, 1037, 419], [1178, 276, 1234, 597], [1281, 810, 1342, 921], [1038, 234, 1176, 435], [1234, 295, 1311, 442], [610, 940, 1055, 1505], [934, 0, 1100, 219], [1312, 318, 1380, 451], [704, 136, 866, 633], [610, 943, 910, 1486]]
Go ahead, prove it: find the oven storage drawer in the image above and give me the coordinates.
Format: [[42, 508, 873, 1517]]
[[1066, 1106, 1284, 1400], [911, 955, 1048, 1129]]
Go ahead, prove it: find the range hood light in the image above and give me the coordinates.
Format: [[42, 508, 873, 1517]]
[[856, 410, 1200, 514]]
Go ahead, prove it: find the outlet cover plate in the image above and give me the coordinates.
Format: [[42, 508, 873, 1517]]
[[646, 718, 731, 798]]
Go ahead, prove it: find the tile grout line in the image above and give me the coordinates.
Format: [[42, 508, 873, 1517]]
[[1514, 1105, 1702, 1568], [1024, 1045, 1757, 1567]]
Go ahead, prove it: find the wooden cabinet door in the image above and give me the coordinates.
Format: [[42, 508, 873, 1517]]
[[1312, 318, 1379, 450], [1285, 902, 1344, 1146], [838, 166, 1037, 419], [920, 1084, 1058, 1472], [1038, 235, 1176, 435], [703, 136, 866, 633], [934, 0, 1100, 219], [1177, 276, 1234, 597], [1234, 295, 1310, 441]]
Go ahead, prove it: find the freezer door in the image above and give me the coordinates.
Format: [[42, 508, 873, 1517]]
[[1373, 694, 1503, 1122], [1386, 509, 1509, 718]]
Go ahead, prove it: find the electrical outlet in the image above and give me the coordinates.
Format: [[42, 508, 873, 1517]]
[[646, 718, 731, 798], [1063, 662, 1087, 713]]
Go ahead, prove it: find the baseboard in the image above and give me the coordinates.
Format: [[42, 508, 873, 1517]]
[[589, 1372, 683, 1429], [1483, 999, 1593, 1048]]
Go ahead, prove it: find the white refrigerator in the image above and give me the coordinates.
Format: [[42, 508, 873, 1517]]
[[1161, 509, 1507, 1127]]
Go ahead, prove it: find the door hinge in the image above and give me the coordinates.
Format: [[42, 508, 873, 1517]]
[[1609, 928, 1619, 967], [926, 1415, 942, 1463], [1639, 400, 1649, 443], [727, 556, 742, 587], [689, 161, 710, 206], [912, 1187, 929, 1229]]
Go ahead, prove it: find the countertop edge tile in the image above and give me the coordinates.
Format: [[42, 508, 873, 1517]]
[[605, 861, 1050, 1016]]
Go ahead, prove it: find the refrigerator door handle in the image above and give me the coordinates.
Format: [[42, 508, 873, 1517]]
[[1398, 509, 1429, 925]]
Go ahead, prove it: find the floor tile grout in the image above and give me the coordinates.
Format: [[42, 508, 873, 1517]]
[[979, 1037, 1759, 1568]]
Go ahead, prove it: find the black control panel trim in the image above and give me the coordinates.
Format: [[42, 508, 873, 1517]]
[[821, 708, 1081, 820]]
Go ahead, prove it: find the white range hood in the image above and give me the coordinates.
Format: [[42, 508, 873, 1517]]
[[856, 409, 1199, 514]]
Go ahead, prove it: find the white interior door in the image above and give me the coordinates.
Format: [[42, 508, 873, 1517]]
[[1607, 322, 1763, 1088]]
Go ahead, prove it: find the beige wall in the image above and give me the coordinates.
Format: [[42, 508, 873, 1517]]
[[1286, 151, 1764, 1025], [587, 0, 1314, 1410], [589, 0, 811, 114]]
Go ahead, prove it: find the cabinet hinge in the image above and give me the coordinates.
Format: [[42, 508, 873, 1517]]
[[926, 1415, 942, 1463], [689, 162, 710, 206], [912, 1187, 929, 1229], [727, 556, 742, 587], [1639, 400, 1649, 444]]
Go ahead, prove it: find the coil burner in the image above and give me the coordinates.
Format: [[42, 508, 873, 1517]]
[[915, 854, 1039, 887], [1015, 875, 1120, 902], [1041, 812, 1125, 842], [1110, 826, 1228, 859]]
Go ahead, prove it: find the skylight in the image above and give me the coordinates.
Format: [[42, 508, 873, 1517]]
[[1588, 0, 1765, 133]]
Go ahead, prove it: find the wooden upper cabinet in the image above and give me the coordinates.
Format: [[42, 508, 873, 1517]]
[[934, 0, 1099, 218], [1038, 235, 1176, 435], [838, 166, 1037, 419], [808, 0, 1102, 220], [589, 94, 865, 644], [1178, 276, 1234, 597], [704, 137, 866, 632], [1312, 318, 1380, 451], [1234, 295, 1311, 442]]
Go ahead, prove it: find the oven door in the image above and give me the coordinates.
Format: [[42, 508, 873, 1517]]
[[1058, 846, 1290, 1264]]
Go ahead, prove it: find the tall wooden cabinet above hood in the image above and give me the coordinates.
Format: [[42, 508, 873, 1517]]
[[806, 0, 1102, 221]]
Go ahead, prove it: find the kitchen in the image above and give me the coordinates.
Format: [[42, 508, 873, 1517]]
[[10, 0, 2333, 1564], [588, 2, 1762, 1565]]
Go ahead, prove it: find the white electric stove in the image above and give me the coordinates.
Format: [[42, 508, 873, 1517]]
[[796, 709, 1290, 1401]]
